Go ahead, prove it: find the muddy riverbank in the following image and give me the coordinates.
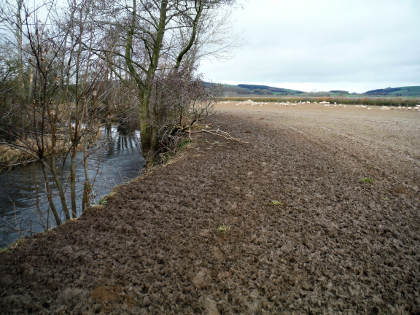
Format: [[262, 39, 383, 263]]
[[0, 126, 145, 247]]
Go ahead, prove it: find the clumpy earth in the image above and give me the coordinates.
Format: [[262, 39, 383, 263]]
[[0, 102, 419, 314]]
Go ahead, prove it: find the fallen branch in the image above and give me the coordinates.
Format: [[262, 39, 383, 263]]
[[1, 159, 39, 167], [188, 128, 249, 144]]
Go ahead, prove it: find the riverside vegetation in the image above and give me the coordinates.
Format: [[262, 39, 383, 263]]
[[0, 0, 233, 232]]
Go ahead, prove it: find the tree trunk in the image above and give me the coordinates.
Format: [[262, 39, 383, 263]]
[[16, 0, 23, 91], [140, 0, 168, 161], [139, 91, 154, 157], [47, 158, 71, 220], [81, 145, 91, 212], [40, 163, 62, 226], [70, 147, 77, 218], [125, 0, 168, 162]]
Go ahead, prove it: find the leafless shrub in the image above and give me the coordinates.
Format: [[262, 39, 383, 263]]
[[146, 68, 214, 161], [0, 0, 109, 227]]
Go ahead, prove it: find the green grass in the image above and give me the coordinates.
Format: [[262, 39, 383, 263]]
[[271, 200, 284, 206], [177, 138, 191, 152], [98, 197, 108, 205], [217, 224, 231, 233], [361, 177, 374, 184]]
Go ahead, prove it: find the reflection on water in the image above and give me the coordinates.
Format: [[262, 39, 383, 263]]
[[0, 126, 146, 247]]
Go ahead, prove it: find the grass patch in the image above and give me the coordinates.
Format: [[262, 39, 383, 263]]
[[177, 138, 191, 152], [217, 224, 231, 233], [361, 177, 374, 184], [159, 136, 192, 165], [271, 200, 284, 206], [98, 197, 108, 206]]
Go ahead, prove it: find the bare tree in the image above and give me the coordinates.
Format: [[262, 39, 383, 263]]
[[0, 0, 107, 226], [91, 0, 234, 163], [0, 0, 235, 233]]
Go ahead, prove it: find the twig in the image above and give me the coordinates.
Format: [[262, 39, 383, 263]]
[[188, 128, 249, 144]]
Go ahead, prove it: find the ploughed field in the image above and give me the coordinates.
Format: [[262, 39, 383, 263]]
[[0, 102, 419, 314]]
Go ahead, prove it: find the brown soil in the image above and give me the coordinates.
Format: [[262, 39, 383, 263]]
[[1, 102, 419, 314]]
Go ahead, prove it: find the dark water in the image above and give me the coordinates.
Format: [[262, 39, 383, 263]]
[[0, 126, 146, 247]]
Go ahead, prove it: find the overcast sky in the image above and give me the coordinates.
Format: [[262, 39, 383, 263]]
[[199, 0, 420, 93]]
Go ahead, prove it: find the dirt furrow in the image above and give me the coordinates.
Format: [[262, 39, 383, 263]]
[[0, 105, 419, 314]]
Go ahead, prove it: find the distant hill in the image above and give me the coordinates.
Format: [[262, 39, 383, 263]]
[[205, 82, 304, 96], [206, 82, 420, 97], [329, 90, 350, 95], [363, 86, 420, 97], [236, 84, 304, 95]]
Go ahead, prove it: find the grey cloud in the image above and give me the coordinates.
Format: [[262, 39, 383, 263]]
[[200, 0, 420, 92]]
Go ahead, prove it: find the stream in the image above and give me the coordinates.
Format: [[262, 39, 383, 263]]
[[0, 126, 146, 247]]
